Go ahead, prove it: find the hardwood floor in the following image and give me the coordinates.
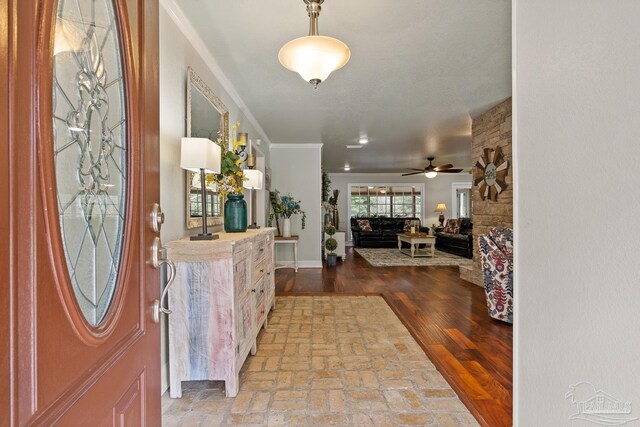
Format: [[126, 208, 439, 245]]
[[275, 248, 512, 427]]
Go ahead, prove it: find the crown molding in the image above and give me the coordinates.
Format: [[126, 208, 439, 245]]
[[270, 143, 324, 149], [160, 0, 272, 147]]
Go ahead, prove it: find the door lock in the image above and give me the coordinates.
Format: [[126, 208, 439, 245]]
[[150, 203, 165, 233]]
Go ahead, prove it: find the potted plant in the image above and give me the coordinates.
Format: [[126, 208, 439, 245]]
[[210, 123, 247, 232], [325, 224, 338, 266], [269, 190, 306, 237]]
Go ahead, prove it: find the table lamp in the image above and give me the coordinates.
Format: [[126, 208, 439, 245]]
[[181, 137, 221, 240], [243, 168, 263, 229], [434, 203, 448, 227]]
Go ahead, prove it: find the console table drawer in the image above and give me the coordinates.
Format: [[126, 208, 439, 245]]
[[253, 257, 266, 283]]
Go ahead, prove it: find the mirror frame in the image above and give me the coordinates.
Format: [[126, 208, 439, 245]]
[[185, 66, 228, 229]]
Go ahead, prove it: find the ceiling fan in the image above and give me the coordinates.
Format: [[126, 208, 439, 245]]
[[402, 157, 463, 179]]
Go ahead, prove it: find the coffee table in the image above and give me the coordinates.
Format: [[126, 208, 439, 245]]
[[397, 233, 436, 258]]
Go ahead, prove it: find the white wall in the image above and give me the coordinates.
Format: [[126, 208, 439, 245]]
[[158, 3, 271, 392], [514, 1, 640, 424], [159, 3, 269, 243], [270, 145, 322, 267], [329, 173, 472, 238]]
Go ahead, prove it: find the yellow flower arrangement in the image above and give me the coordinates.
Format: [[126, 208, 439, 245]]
[[208, 122, 246, 195]]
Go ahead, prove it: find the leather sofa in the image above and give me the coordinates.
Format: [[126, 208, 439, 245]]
[[350, 217, 427, 248], [434, 218, 473, 258]]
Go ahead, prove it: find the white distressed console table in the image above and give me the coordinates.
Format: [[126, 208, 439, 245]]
[[166, 228, 275, 398]]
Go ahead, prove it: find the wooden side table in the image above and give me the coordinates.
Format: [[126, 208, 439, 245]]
[[274, 235, 299, 272]]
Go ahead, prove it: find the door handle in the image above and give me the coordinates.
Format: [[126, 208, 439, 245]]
[[151, 236, 176, 323]]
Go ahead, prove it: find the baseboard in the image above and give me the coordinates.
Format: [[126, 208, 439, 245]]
[[301, 260, 323, 268], [278, 260, 323, 268]]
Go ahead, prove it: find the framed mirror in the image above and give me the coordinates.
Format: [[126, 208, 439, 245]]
[[185, 66, 228, 229]]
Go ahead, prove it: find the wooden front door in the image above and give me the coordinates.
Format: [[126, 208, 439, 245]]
[[1, 0, 161, 425]]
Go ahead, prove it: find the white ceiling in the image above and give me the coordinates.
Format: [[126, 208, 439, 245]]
[[177, 0, 512, 173]]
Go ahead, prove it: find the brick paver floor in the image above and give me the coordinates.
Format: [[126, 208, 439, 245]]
[[162, 296, 479, 426]]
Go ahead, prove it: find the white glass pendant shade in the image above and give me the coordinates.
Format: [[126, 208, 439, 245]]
[[243, 169, 264, 190], [278, 35, 350, 83], [425, 171, 438, 179], [180, 137, 221, 174]]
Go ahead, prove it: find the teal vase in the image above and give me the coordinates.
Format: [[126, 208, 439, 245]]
[[224, 193, 247, 233]]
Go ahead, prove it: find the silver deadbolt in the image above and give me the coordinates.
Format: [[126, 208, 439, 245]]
[[151, 203, 165, 233]]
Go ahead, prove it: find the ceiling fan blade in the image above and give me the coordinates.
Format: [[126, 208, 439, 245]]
[[434, 164, 454, 171], [439, 168, 464, 173], [402, 171, 423, 176]]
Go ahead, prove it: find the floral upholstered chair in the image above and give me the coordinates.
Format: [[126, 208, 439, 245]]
[[478, 227, 513, 324]]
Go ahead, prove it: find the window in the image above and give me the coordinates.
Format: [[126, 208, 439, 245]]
[[350, 186, 422, 218], [451, 183, 472, 219], [457, 188, 471, 218], [190, 190, 221, 217]]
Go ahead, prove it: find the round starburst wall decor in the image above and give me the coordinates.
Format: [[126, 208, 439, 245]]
[[475, 146, 509, 201]]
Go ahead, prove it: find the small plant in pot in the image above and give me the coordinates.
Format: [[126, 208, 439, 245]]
[[325, 225, 338, 266]]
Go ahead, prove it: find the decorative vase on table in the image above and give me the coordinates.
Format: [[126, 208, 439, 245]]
[[283, 218, 291, 237], [324, 212, 332, 228], [224, 193, 247, 232]]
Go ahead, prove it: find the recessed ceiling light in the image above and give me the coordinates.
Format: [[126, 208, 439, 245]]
[[359, 137, 368, 144], [344, 164, 351, 171]]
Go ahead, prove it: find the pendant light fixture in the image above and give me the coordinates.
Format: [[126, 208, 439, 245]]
[[278, 0, 351, 89]]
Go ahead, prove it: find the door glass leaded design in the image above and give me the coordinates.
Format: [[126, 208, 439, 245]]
[[52, 0, 128, 326]]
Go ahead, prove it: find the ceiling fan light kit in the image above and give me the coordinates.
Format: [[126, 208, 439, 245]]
[[278, 0, 351, 89], [402, 156, 464, 178]]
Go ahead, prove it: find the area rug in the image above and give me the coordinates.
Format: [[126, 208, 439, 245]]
[[162, 296, 478, 426], [355, 248, 474, 267]]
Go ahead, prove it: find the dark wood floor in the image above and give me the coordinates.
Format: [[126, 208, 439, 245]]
[[275, 248, 512, 427]]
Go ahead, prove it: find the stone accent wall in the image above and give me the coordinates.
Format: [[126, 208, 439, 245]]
[[464, 98, 513, 286]]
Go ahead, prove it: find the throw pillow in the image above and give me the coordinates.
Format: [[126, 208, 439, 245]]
[[403, 219, 413, 232], [357, 219, 373, 231], [444, 219, 461, 234]]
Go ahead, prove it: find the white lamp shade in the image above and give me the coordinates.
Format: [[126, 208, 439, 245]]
[[435, 203, 448, 213], [278, 35, 350, 83], [425, 171, 438, 179], [180, 138, 221, 173], [243, 169, 263, 190]]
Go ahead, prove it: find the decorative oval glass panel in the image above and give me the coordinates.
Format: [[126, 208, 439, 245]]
[[52, 0, 128, 326]]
